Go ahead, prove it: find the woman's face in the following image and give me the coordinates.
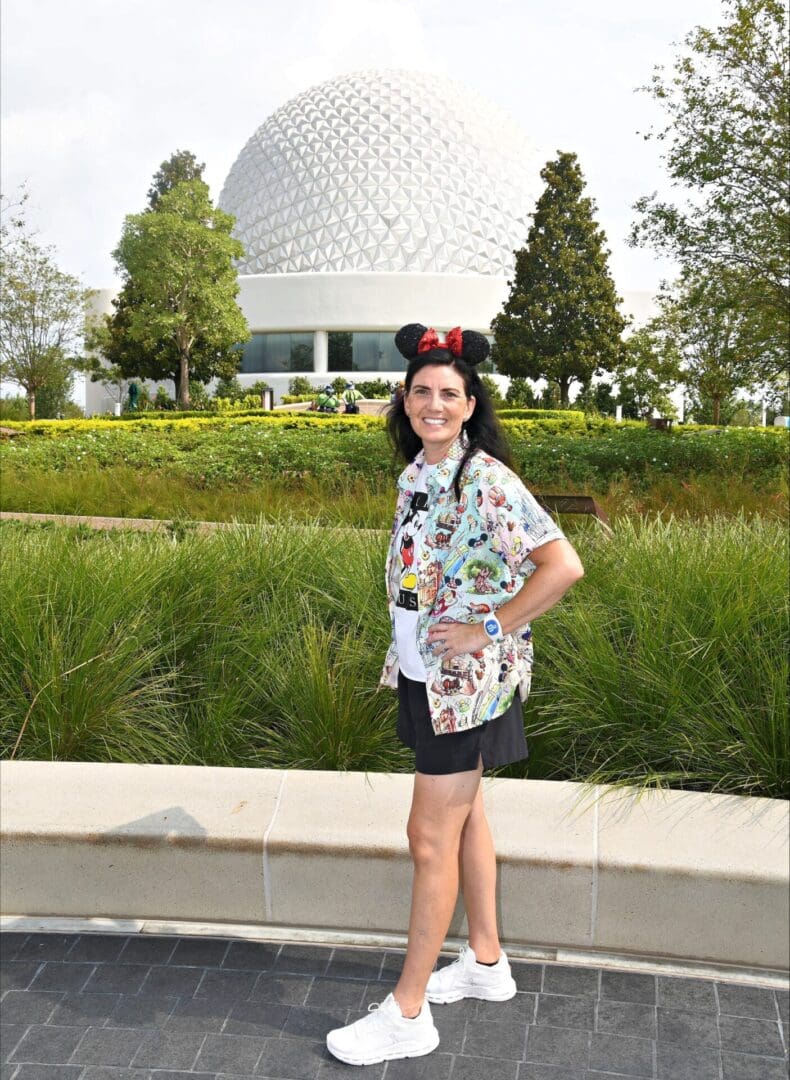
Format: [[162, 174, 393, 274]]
[[404, 363, 475, 464]]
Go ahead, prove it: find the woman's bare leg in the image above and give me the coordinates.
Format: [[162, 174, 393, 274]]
[[458, 784, 502, 963], [392, 763, 482, 1017]]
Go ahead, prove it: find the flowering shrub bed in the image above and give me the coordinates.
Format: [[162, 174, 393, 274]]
[[1, 414, 786, 489]]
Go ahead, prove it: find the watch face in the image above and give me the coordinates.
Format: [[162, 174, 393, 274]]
[[484, 618, 499, 637]]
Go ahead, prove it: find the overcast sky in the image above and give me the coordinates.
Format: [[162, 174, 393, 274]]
[[2, 0, 724, 296]]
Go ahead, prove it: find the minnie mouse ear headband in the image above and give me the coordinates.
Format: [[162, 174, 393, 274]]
[[394, 323, 490, 366]]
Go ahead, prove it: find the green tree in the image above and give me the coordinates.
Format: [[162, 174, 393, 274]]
[[91, 178, 249, 408], [187, 379, 211, 410], [288, 375, 315, 396], [504, 377, 537, 408], [539, 382, 562, 410], [575, 379, 620, 417], [660, 272, 776, 424], [0, 192, 90, 419], [631, 0, 789, 355], [35, 369, 76, 419], [85, 281, 243, 398], [87, 153, 237, 397], [764, 376, 790, 423], [728, 399, 763, 426], [87, 362, 132, 410], [491, 152, 626, 405], [147, 149, 205, 209], [684, 389, 742, 425], [214, 375, 245, 401], [593, 381, 617, 416], [0, 396, 30, 421], [615, 324, 681, 419], [480, 374, 504, 406]]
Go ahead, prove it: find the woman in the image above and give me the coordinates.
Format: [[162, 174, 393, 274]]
[[326, 324, 584, 1066]]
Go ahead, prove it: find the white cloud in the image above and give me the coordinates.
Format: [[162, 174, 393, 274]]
[[2, 0, 725, 292], [279, 0, 433, 88]]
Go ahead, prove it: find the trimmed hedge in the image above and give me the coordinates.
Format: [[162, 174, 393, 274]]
[[495, 408, 586, 421], [2, 413, 787, 491]]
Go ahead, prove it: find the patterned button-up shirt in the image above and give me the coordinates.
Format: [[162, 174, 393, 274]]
[[380, 435, 566, 734]]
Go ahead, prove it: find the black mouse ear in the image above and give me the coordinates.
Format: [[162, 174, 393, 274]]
[[461, 330, 490, 366], [395, 323, 428, 360]]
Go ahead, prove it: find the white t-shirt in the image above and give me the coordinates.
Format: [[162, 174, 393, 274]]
[[392, 464, 434, 681]]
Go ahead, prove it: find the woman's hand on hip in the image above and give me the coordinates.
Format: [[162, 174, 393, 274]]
[[426, 620, 488, 661]]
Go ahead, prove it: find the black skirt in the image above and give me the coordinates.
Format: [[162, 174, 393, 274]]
[[397, 672, 528, 775]]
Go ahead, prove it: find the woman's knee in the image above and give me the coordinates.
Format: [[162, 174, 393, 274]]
[[406, 767, 482, 863], [460, 786, 486, 838], [406, 816, 461, 865]]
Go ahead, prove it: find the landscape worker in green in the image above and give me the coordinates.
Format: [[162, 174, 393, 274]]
[[315, 384, 339, 412], [342, 381, 363, 413]]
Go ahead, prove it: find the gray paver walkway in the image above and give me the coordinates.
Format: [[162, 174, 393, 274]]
[[1, 932, 787, 1079]]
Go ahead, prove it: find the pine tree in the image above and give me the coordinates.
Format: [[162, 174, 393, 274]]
[[491, 152, 626, 405]]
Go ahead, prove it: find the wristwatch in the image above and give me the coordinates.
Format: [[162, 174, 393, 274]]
[[483, 615, 504, 642]]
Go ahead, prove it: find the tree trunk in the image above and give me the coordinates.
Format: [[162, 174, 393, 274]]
[[28, 392, 35, 420], [177, 354, 190, 409], [559, 377, 570, 407], [712, 396, 721, 425]]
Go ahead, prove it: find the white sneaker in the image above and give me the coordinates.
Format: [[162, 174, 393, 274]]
[[326, 992, 440, 1066], [426, 944, 517, 1004]]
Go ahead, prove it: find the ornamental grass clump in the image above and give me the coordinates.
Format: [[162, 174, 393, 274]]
[[1, 515, 786, 798], [1, 529, 186, 762], [523, 514, 789, 798]]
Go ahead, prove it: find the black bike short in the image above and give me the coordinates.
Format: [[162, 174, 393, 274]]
[[396, 672, 528, 775]]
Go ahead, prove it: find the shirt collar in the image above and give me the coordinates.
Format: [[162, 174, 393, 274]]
[[397, 431, 469, 493]]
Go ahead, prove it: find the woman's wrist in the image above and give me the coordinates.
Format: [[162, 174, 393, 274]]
[[481, 614, 505, 643]]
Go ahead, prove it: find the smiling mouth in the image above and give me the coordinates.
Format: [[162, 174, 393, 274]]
[[422, 418, 446, 426]]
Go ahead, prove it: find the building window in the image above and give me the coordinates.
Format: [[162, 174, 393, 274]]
[[328, 332, 352, 371], [327, 331, 403, 372], [239, 333, 314, 373], [477, 337, 498, 374]]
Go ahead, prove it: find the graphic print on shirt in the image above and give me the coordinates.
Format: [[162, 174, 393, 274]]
[[381, 437, 567, 733], [395, 490, 429, 612]]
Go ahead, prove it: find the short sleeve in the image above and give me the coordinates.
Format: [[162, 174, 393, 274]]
[[483, 473, 566, 575]]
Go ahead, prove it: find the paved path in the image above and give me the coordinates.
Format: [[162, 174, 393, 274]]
[[1, 932, 787, 1079], [0, 513, 385, 537]]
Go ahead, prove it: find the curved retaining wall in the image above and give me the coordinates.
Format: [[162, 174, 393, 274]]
[[1, 762, 787, 970]]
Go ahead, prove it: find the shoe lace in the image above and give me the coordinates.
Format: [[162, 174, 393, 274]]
[[449, 944, 469, 968], [365, 1000, 390, 1030]]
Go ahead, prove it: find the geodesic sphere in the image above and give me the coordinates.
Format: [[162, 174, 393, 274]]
[[219, 69, 543, 277]]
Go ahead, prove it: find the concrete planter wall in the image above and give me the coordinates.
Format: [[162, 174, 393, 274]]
[[1, 762, 787, 970]]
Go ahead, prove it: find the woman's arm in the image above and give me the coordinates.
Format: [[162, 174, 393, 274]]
[[497, 537, 584, 632], [426, 537, 584, 661]]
